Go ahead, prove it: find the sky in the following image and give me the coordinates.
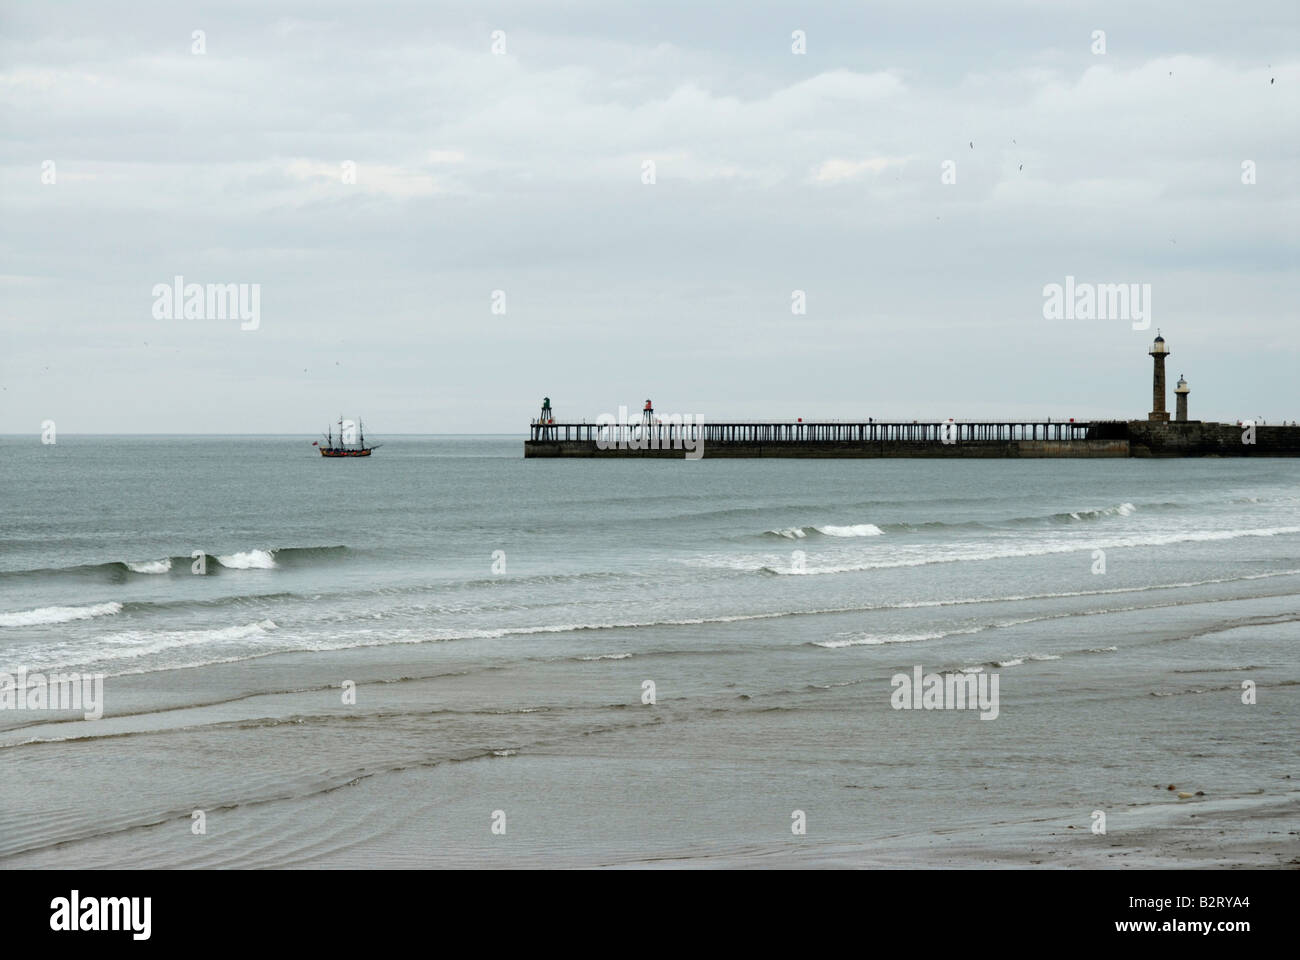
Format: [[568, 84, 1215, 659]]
[[1, 0, 1297, 434]]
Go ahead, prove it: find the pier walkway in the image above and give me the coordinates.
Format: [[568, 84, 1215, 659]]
[[529, 419, 1095, 445]]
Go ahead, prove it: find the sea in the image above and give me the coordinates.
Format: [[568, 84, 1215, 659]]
[[1, 437, 1296, 867]]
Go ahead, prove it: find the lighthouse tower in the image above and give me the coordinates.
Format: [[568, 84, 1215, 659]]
[[1148, 333, 1170, 421], [642, 399, 654, 424], [539, 397, 553, 424], [1175, 374, 1190, 422]]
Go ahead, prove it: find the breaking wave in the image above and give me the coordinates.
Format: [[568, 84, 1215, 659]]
[[813, 631, 946, 649], [816, 524, 884, 538], [767, 523, 884, 539], [989, 653, 1061, 668], [0, 545, 348, 582], [38, 619, 280, 670], [761, 502, 1160, 540], [215, 550, 277, 570], [0, 601, 124, 628], [756, 526, 1300, 575], [1065, 502, 1136, 520], [124, 558, 172, 574]]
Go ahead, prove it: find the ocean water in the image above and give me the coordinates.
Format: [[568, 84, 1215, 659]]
[[1, 437, 1297, 867]]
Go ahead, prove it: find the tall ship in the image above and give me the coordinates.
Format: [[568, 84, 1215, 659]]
[[315, 417, 380, 457]]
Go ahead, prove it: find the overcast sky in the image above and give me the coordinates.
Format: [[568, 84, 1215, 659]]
[[2, 1, 1296, 434]]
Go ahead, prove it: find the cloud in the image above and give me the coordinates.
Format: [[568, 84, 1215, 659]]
[[0, 2, 1295, 431], [811, 156, 907, 183], [284, 159, 439, 199]]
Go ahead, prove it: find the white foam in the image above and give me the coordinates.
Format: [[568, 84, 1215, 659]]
[[769, 523, 884, 539], [814, 523, 884, 538], [216, 549, 277, 569], [754, 525, 1300, 576], [125, 558, 172, 574], [0, 601, 123, 628], [74, 619, 279, 665], [768, 527, 807, 539], [814, 631, 945, 648], [1069, 502, 1138, 520], [991, 654, 1060, 667], [578, 652, 633, 660]]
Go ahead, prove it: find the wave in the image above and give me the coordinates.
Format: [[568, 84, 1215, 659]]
[[50, 620, 280, 668], [216, 550, 276, 570], [124, 558, 172, 574], [1065, 502, 1136, 520], [761, 502, 1152, 540], [764, 522, 889, 538], [755, 526, 1300, 575], [817, 524, 884, 538], [949, 643, 1112, 674], [978, 653, 1062, 669], [813, 631, 946, 649], [978, 653, 1061, 669], [808, 595, 1300, 659], [767, 527, 808, 539], [767, 523, 884, 539], [0, 545, 349, 582], [0, 601, 123, 628], [447, 570, 642, 590], [810, 616, 1060, 650], [927, 501, 1142, 527], [14, 567, 1299, 677]]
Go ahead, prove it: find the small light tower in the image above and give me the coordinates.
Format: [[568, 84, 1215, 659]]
[[1148, 332, 1170, 422], [642, 398, 654, 424], [1175, 374, 1190, 422], [540, 396, 553, 424]]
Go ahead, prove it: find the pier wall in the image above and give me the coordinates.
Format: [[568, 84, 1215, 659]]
[[524, 439, 1131, 458], [1122, 420, 1300, 457], [524, 419, 1300, 458]]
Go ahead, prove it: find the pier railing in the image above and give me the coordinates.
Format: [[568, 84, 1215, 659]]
[[528, 420, 1096, 445]]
